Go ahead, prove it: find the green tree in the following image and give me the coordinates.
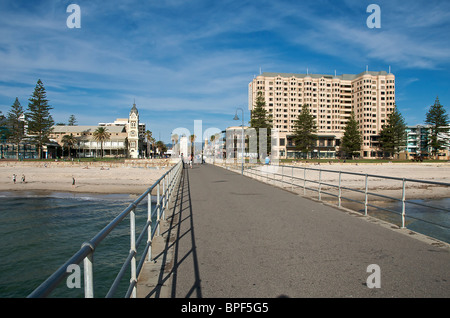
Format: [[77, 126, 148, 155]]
[[7, 98, 25, 159], [93, 127, 110, 158], [425, 97, 449, 157], [26, 79, 54, 159], [156, 140, 167, 156], [341, 111, 362, 159], [292, 104, 317, 158], [0, 110, 9, 144], [68, 114, 77, 126], [145, 130, 155, 158], [379, 105, 407, 158], [249, 91, 272, 158], [61, 133, 78, 159]]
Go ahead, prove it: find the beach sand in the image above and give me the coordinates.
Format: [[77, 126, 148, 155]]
[[1, 161, 449, 200], [0, 161, 171, 195]]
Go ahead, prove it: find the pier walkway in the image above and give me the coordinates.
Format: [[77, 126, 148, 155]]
[[137, 163, 449, 298]]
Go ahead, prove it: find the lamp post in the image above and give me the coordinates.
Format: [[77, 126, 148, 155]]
[[233, 108, 244, 175]]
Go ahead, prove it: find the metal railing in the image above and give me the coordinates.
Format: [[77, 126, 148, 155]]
[[28, 159, 183, 298], [218, 161, 449, 235]]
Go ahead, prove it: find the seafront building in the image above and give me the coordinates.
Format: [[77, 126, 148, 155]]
[[404, 124, 450, 160], [248, 70, 396, 159], [49, 103, 146, 158]]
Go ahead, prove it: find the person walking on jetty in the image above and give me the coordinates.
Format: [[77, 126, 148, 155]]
[[72, 177, 76, 188], [12, 174, 16, 184]]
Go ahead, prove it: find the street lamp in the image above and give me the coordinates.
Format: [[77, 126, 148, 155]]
[[233, 108, 244, 175]]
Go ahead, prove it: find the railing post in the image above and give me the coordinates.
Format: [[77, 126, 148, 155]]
[[401, 178, 406, 229], [162, 177, 166, 220], [157, 182, 160, 236], [83, 251, 94, 298], [364, 174, 368, 216], [338, 171, 342, 207], [281, 165, 284, 188], [130, 207, 137, 298], [147, 192, 152, 261], [318, 169, 322, 201], [303, 168, 306, 195], [291, 166, 294, 191]]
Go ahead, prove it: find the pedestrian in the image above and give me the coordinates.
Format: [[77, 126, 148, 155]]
[[21, 174, 25, 183], [72, 177, 76, 188], [190, 154, 193, 168], [12, 174, 16, 184], [265, 154, 270, 165]]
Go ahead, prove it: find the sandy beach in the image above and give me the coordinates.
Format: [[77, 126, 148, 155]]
[[1, 160, 449, 200], [0, 160, 172, 196]]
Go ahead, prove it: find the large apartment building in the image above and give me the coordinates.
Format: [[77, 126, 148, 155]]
[[248, 70, 396, 159]]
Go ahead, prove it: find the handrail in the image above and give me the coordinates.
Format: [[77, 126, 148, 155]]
[[217, 160, 449, 239], [28, 159, 183, 298]]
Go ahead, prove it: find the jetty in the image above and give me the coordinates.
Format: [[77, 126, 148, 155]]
[[136, 163, 450, 298]]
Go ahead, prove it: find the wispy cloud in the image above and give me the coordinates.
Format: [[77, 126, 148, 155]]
[[0, 0, 449, 139]]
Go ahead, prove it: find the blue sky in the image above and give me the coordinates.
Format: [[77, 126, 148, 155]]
[[1, 0, 449, 143]]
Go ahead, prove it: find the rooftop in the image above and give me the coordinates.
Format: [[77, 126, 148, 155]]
[[258, 70, 392, 81], [51, 125, 126, 134]]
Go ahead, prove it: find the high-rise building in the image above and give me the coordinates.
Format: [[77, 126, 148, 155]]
[[248, 70, 396, 159]]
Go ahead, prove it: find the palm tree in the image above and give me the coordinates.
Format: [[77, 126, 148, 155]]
[[156, 140, 167, 157], [61, 133, 78, 159], [171, 134, 179, 146], [145, 130, 156, 158], [93, 127, 110, 158]]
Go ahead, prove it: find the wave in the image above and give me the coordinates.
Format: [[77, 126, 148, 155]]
[[0, 191, 141, 203]]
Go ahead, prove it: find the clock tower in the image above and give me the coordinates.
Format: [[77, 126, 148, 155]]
[[128, 102, 140, 158]]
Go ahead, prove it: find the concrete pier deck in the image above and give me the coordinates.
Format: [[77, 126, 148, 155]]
[[137, 164, 449, 298]]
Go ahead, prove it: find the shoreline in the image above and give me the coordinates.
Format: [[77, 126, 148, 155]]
[[1, 161, 171, 196], [1, 161, 449, 200]]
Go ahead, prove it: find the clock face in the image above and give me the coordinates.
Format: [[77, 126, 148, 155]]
[[131, 131, 136, 136]]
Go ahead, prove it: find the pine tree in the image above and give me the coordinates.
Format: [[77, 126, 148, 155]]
[[379, 105, 407, 158], [68, 114, 77, 126], [341, 111, 362, 159], [250, 91, 272, 158], [26, 79, 54, 159], [292, 104, 317, 158], [7, 97, 25, 159], [425, 97, 449, 157], [0, 111, 8, 144]]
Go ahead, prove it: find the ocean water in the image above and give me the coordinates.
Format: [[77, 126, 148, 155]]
[[0, 191, 151, 298], [338, 198, 450, 244], [0, 191, 448, 298]]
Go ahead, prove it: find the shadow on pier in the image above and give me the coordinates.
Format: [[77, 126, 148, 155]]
[[139, 165, 202, 298], [138, 164, 450, 298]]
